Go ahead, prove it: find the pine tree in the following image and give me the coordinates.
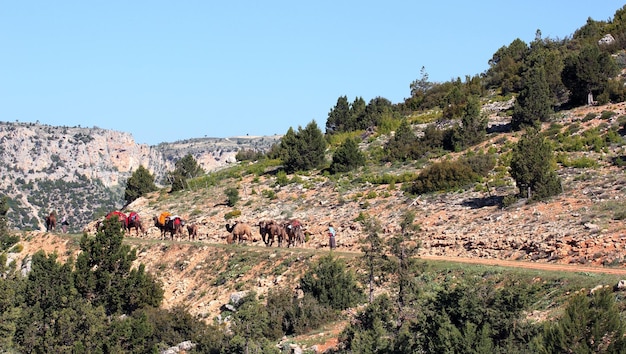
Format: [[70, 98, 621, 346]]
[[300, 254, 363, 310], [74, 218, 163, 315], [280, 121, 327, 172], [0, 195, 18, 251], [510, 128, 562, 200], [359, 217, 387, 303], [452, 95, 488, 150], [540, 288, 626, 353], [385, 119, 418, 161], [169, 154, 204, 192], [326, 96, 350, 134], [562, 44, 619, 106], [387, 211, 422, 328], [124, 165, 158, 204], [330, 137, 365, 174], [511, 65, 553, 130]]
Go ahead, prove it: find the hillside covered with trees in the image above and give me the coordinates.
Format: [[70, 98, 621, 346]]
[[3, 5, 626, 353]]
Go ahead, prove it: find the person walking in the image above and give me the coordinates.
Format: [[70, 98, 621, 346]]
[[328, 223, 336, 250], [61, 215, 69, 233]]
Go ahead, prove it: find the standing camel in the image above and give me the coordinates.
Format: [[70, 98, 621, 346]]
[[259, 220, 286, 247], [126, 212, 146, 237], [153, 215, 184, 240], [187, 223, 198, 241], [284, 219, 305, 248], [45, 212, 56, 232]]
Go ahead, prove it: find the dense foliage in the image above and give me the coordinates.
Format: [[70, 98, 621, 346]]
[[169, 154, 205, 192], [330, 137, 366, 174], [510, 129, 562, 200], [275, 120, 327, 173], [124, 165, 158, 205]]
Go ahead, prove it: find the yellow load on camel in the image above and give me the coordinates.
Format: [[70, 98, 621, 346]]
[[158, 212, 171, 226]]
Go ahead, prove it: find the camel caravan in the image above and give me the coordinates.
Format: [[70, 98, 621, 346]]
[[82, 210, 309, 248]]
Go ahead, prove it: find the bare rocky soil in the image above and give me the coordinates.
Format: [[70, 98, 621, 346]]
[[12, 102, 626, 351]]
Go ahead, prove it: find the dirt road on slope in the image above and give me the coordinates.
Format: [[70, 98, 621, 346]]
[[418, 254, 626, 275]]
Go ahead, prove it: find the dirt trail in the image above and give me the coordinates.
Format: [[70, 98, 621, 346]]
[[418, 254, 626, 275]]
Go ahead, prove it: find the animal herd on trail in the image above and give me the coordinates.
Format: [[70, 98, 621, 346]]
[[62, 209, 312, 248], [257, 219, 305, 248]]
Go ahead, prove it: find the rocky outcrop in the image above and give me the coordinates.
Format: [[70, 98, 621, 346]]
[[0, 121, 280, 231]]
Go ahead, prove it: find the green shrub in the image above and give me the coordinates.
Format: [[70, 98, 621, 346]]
[[9, 243, 23, 253], [300, 254, 364, 310], [224, 210, 241, 220], [559, 156, 598, 168], [502, 195, 519, 208], [404, 160, 479, 195], [276, 170, 290, 186], [262, 189, 277, 199], [365, 191, 377, 199], [225, 187, 240, 207], [582, 112, 597, 122]]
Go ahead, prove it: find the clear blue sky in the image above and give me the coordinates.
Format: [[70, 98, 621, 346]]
[[1, 1, 623, 146]]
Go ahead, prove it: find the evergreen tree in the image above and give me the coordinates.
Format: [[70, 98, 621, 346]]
[[225, 187, 240, 207], [452, 95, 488, 150], [300, 254, 363, 310], [169, 154, 204, 192], [485, 38, 529, 94], [562, 44, 619, 106], [0, 195, 18, 251], [539, 288, 626, 353], [528, 36, 568, 107], [385, 119, 419, 161], [326, 96, 351, 134], [511, 65, 553, 130], [387, 211, 422, 328], [330, 137, 365, 174], [74, 218, 163, 315], [339, 294, 396, 353], [510, 128, 562, 200], [124, 165, 158, 204], [280, 121, 327, 172], [359, 217, 388, 303], [442, 79, 467, 120], [350, 96, 367, 131], [358, 97, 396, 131]]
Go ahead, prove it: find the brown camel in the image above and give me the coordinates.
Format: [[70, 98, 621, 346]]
[[187, 223, 198, 241], [225, 222, 253, 244], [126, 212, 146, 237], [259, 220, 286, 247], [284, 219, 305, 248], [45, 212, 56, 232]]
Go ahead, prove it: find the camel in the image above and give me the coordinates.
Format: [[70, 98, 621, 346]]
[[153, 215, 184, 240], [126, 219, 148, 236], [187, 223, 198, 241], [105, 211, 128, 232], [225, 222, 253, 244], [284, 219, 305, 248], [126, 213, 146, 237], [45, 212, 56, 232], [259, 220, 286, 247]]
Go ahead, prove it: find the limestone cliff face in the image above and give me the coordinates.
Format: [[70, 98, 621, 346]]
[[0, 121, 280, 231], [0, 122, 166, 188]]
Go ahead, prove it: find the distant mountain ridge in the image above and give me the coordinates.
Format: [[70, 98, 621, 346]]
[[0, 121, 280, 231]]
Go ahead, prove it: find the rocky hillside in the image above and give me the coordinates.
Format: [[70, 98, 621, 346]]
[[9, 101, 626, 351], [57, 101, 625, 318], [0, 121, 280, 232]]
